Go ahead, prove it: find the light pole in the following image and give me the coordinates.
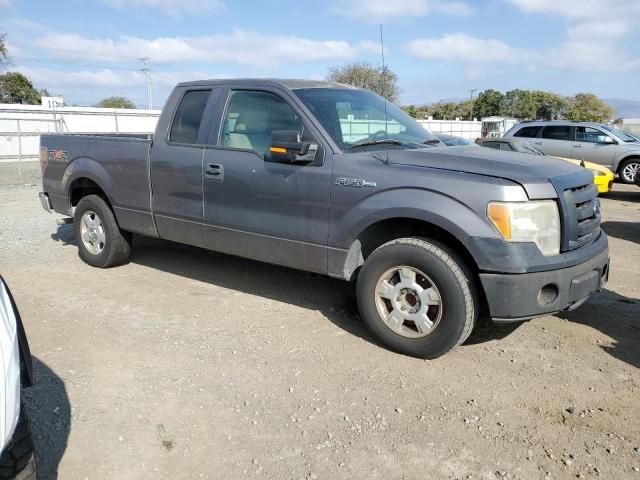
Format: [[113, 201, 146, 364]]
[[467, 88, 477, 120], [140, 57, 152, 110]]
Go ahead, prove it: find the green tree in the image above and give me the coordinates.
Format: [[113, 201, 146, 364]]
[[327, 62, 400, 103], [0, 72, 41, 104], [565, 93, 614, 123], [96, 96, 136, 109], [430, 102, 458, 120], [531, 90, 568, 120], [473, 89, 504, 118], [501, 89, 536, 120]]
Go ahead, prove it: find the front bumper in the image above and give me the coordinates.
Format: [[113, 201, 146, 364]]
[[479, 239, 610, 322], [594, 175, 613, 194]]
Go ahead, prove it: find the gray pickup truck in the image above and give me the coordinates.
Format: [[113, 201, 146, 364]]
[[39, 79, 610, 358]]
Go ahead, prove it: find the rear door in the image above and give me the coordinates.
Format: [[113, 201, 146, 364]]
[[150, 87, 220, 247], [201, 87, 331, 273], [572, 126, 617, 168], [536, 125, 572, 158]]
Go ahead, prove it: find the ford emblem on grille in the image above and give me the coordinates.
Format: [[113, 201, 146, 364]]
[[593, 198, 601, 216]]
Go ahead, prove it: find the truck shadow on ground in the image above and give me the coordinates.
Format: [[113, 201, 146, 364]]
[[22, 357, 71, 480], [558, 289, 640, 370], [601, 221, 640, 245], [50, 226, 532, 351]]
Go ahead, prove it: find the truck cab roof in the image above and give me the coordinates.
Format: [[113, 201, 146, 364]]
[[175, 78, 358, 91]]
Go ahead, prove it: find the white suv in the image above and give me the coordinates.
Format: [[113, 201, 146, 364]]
[[504, 121, 640, 183], [0, 277, 35, 480]]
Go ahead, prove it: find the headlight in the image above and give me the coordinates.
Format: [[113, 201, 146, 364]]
[[589, 168, 605, 177], [487, 201, 560, 256]]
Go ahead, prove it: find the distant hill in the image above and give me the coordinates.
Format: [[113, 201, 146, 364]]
[[604, 98, 640, 119]]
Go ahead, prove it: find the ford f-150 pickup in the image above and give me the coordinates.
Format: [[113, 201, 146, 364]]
[[39, 79, 610, 358]]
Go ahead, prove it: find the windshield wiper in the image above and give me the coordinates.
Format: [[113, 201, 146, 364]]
[[346, 139, 403, 150]]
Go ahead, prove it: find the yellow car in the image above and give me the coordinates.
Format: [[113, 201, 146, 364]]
[[475, 138, 614, 194], [558, 158, 614, 194]]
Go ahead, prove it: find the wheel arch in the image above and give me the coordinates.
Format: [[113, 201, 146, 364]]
[[615, 155, 640, 175], [62, 157, 115, 213]]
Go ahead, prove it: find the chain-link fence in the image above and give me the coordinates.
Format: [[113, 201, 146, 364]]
[[0, 106, 160, 186]]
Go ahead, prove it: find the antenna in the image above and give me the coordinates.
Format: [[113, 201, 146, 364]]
[[379, 24, 385, 72], [379, 24, 388, 132], [140, 57, 153, 110]]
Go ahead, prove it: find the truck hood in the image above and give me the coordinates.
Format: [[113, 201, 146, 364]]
[[383, 146, 587, 199]]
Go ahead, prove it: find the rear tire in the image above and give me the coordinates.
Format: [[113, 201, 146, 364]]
[[74, 194, 132, 268], [0, 404, 36, 480], [618, 158, 640, 184], [356, 238, 478, 359]]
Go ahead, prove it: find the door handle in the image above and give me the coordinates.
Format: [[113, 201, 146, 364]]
[[533, 141, 542, 145], [205, 163, 224, 180], [573, 145, 582, 148]]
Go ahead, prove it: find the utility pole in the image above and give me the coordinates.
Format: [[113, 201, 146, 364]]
[[467, 88, 477, 120], [140, 57, 152, 110]]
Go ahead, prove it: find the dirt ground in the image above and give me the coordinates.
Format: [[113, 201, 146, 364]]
[[0, 183, 639, 480]]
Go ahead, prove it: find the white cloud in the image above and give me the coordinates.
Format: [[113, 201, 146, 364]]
[[331, 0, 473, 22], [408, 33, 532, 63], [31, 30, 359, 68], [507, 0, 640, 18], [0, 0, 12, 8], [100, 0, 224, 15]]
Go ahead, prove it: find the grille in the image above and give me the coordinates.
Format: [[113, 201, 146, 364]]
[[555, 176, 600, 252]]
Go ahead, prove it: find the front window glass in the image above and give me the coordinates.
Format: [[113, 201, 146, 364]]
[[293, 88, 440, 151], [220, 90, 303, 158], [576, 127, 610, 144]]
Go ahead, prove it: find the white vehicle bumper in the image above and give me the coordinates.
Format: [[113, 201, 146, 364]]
[[0, 280, 21, 454]]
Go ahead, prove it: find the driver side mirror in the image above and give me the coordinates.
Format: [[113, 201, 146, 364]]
[[269, 130, 313, 164], [600, 136, 616, 145]]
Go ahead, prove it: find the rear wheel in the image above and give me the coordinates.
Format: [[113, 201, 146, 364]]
[[74, 194, 132, 268], [0, 405, 36, 480], [618, 158, 640, 184], [356, 238, 478, 358]]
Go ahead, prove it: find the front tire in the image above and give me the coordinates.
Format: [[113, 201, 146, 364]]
[[74, 194, 132, 268], [0, 405, 36, 480], [618, 158, 640, 184], [356, 238, 477, 358]]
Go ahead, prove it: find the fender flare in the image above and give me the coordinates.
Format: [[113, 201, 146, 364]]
[[62, 157, 115, 210]]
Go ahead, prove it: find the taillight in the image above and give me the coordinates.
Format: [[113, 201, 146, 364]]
[[40, 147, 48, 175]]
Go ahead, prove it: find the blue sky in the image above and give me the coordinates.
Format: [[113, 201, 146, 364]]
[[1, 0, 639, 108]]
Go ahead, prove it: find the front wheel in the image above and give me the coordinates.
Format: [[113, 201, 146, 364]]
[[356, 238, 477, 358], [618, 158, 640, 184], [74, 194, 132, 268]]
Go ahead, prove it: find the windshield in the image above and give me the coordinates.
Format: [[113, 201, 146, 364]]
[[293, 88, 441, 151], [601, 125, 639, 142]]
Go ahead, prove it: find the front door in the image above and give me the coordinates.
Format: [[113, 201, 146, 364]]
[[202, 89, 331, 273], [572, 126, 617, 168]]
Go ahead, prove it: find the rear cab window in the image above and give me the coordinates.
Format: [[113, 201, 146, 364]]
[[169, 90, 212, 144]]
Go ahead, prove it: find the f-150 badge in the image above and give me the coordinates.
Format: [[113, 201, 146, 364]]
[[335, 177, 377, 188]]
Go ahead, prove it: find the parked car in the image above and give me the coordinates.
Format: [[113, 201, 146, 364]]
[[503, 121, 640, 184], [39, 79, 609, 359], [476, 138, 614, 194], [435, 133, 475, 146], [0, 276, 35, 480]]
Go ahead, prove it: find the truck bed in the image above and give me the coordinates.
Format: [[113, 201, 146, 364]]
[[40, 133, 156, 237]]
